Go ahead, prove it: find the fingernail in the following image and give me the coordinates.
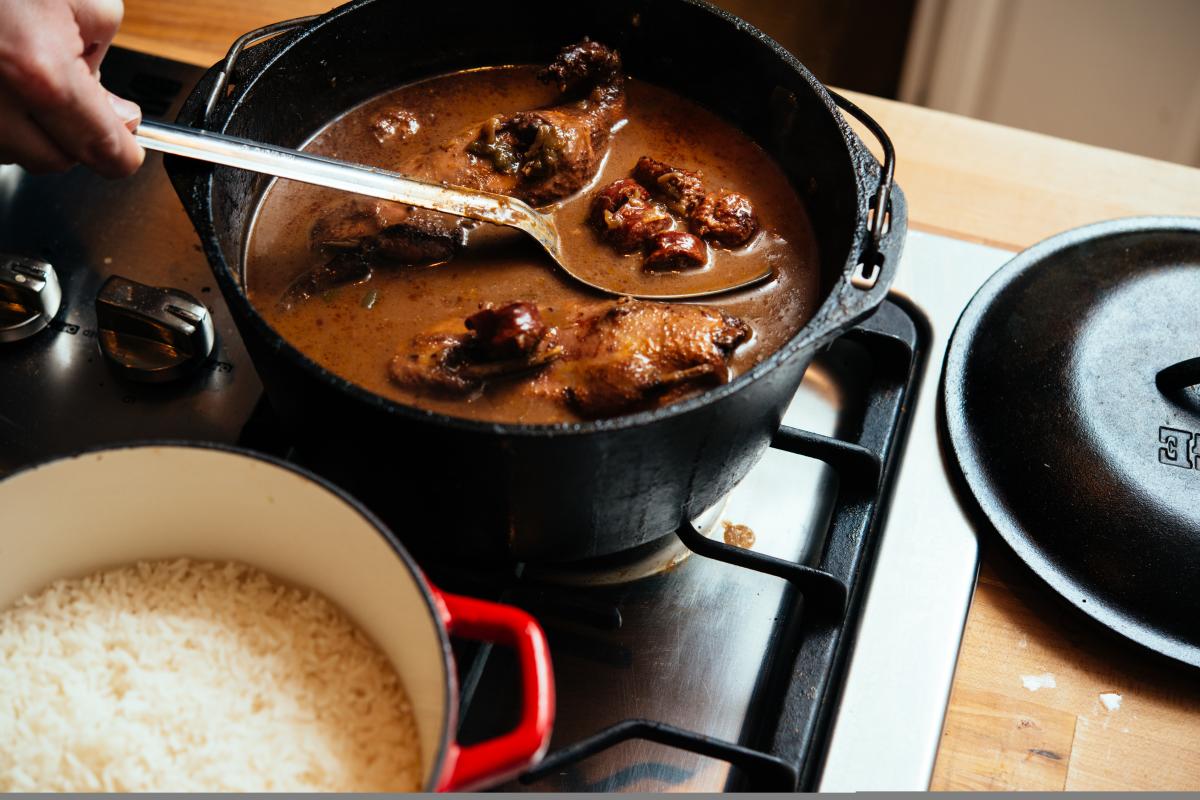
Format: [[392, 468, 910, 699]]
[[108, 93, 142, 126]]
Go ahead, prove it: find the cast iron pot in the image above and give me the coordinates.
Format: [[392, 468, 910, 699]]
[[166, 0, 907, 562], [0, 444, 553, 791]]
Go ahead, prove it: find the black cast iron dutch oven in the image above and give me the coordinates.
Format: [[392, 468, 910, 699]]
[[165, 0, 907, 562]]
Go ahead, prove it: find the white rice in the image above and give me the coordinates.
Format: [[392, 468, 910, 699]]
[[0, 559, 423, 792]]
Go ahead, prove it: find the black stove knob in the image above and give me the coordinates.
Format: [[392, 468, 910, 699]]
[[0, 255, 62, 344], [95, 275, 215, 383]]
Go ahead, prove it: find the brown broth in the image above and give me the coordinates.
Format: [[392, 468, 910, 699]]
[[245, 66, 821, 424]]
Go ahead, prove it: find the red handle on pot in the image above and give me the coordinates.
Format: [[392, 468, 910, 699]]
[[432, 589, 555, 792]]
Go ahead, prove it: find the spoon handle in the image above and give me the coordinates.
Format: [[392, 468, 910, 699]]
[[136, 120, 535, 230]]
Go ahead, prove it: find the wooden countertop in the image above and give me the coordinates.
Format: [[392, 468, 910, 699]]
[[116, 2, 1200, 790]]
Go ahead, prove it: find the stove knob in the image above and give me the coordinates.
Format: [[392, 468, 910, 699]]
[[95, 275, 215, 383], [0, 255, 62, 344]]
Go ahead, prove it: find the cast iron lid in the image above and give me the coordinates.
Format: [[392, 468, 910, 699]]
[[943, 217, 1200, 667]]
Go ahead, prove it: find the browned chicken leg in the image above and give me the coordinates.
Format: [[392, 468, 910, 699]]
[[389, 297, 751, 418], [556, 298, 751, 417], [306, 198, 468, 269], [449, 40, 625, 206], [389, 302, 564, 394], [280, 197, 467, 309]]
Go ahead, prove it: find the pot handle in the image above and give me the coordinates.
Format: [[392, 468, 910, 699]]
[[828, 89, 896, 290], [792, 91, 905, 353], [432, 589, 555, 792], [202, 15, 320, 123]]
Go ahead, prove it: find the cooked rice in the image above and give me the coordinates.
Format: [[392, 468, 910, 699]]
[[0, 559, 423, 791]]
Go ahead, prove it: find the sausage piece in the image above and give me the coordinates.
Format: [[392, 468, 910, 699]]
[[643, 231, 708, 271], [633, 155, 706, 215], [465, 302, 548, 360], [589, 178, 672, 252]]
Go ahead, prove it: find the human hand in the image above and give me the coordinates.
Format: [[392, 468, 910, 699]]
[[0, 0, 144, 178]]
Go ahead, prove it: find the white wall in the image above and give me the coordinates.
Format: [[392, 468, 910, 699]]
[[901, 0, 1200, 166]]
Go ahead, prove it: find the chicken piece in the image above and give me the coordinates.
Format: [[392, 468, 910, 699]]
[[462, 109, 601, 206], [411, 40, 626, 207], [279, 253, 371, 311], [389, 332, 480, 394], [389, 303, 563, 395], [363, 214, 466, 265], [557, 298, 751, 417], [309, 198, 466, 266], [542, 38, 623, 97], [388, 297, 750, 415], [643, 231, 708, 271], [589, 179, 672, 252], [633, 155, 706, 215], [689, 190, 759, 248], [309, 198, 397, 249], [284, 200, 462, 312]]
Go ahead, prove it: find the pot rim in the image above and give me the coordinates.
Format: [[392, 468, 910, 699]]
[[191, 0, 902, 439], [0, 439, 455, 791]]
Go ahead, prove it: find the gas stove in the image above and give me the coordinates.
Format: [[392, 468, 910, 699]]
[[0, 48, 1014, 791]]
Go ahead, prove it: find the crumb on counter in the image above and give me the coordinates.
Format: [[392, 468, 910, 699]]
[[722, 521, 756, 549], [1020, 672, 1057, 692]]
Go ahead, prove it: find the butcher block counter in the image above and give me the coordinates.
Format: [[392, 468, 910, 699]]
[[116, 1, 1200, 790]]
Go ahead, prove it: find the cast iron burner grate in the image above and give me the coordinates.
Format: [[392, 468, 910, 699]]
[[420, 299, 925, 792]]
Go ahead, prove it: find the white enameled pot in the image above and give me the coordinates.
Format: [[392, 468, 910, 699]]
[[0, 444, 554, 791]]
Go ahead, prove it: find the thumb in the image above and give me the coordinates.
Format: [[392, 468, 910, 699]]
[[108, 91, 141, 132]]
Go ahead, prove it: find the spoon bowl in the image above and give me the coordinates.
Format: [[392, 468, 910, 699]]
[[136, 120, 772, 301]]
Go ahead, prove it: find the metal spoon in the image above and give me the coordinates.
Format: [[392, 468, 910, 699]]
[[136, 120, 772, 301]]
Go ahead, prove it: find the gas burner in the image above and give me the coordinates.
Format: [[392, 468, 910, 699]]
[[520, 498, 728, 586]]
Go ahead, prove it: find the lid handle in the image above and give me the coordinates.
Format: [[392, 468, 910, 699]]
[[1156, 357, 1200, 396]]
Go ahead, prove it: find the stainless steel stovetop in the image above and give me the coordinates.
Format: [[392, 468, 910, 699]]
[[0, 48, 1015, 791]]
